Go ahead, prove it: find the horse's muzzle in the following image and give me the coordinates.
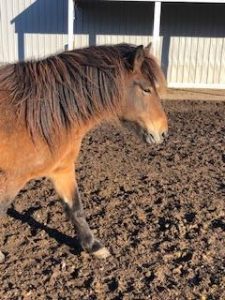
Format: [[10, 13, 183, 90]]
[[144, 130, 168, 144]]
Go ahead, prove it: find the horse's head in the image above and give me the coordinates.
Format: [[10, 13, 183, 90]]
[[120, 44, 168, 144]]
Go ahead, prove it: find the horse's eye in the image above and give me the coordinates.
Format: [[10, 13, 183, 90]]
[[142, 87, 151, 94]]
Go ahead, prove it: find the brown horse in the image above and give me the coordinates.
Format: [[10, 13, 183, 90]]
[[0, 43, 168, 259]]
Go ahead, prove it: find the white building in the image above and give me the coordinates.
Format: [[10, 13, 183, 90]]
[[0, 0, 225, 88]]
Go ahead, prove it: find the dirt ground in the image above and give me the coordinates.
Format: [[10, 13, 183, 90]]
[[0, 93, 225, 299]]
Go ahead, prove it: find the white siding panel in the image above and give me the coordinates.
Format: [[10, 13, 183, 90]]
[[190, 37, 198, 83], [162, 3, 225, 87], [0, 0, 68, 63], [201, 38, 211, 83], [219, 39, 225, 83], [177, 37, 185, 83], [169, 37, 179, 84], [214, 38, 223, 84]]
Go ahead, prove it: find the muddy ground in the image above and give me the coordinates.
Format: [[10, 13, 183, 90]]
[[0, 99, 225, 300]]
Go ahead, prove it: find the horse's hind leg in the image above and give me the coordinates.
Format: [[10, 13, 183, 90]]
[[50, 165, 110, 259]]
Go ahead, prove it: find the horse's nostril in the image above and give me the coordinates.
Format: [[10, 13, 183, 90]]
[[162, 131, 168, 139]]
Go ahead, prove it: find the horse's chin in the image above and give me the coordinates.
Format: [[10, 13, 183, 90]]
[[120, 119, 140, 136], [120, 119, 165, 145], [121, 119, 157, 144]]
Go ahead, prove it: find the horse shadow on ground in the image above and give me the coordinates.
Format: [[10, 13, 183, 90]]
[[7, 207, 82, 256]]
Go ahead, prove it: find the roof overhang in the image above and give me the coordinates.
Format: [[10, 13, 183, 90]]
[[77, 1, 225, 3]]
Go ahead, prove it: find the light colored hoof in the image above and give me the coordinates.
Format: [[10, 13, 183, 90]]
[[92, 247, 111, 259], [0, 251, 5, 263]]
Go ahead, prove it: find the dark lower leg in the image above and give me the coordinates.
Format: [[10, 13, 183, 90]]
[[64, 189, 105, 254]]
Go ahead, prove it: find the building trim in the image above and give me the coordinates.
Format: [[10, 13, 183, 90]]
[[68, 0, 75, 50], [82, 1, 225, 3]]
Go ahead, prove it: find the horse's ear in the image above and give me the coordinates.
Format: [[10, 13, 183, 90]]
[[132, 45, 145, 72], [145, 42, 152, 54]]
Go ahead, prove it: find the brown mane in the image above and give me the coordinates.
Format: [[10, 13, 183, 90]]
[[0, 44, 165, 147]]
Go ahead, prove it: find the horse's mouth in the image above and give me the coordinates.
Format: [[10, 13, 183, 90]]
[[143, 130, 166, 145], [143, 131, 156, 144]]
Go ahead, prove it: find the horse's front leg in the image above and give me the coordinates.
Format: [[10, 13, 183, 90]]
[[0, 171, 25, 215], [50, 166, 110, 259]]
